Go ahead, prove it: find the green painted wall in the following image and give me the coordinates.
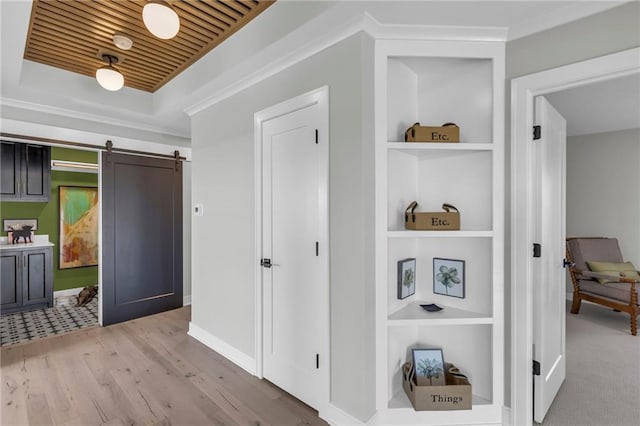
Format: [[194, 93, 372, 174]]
[[52, 147, 98, 164], [0, 147, 98, 291]]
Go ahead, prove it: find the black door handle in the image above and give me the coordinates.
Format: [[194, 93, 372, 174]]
[[563, 258, 575, 268], [260, 258, 272, 268]]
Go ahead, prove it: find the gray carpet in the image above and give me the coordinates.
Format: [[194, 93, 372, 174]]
[[0, 296, 98, 346], [542, 301, 640, 426]]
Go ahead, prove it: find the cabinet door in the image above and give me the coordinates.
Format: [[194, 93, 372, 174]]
[[0, 250, 22, 312], [0, 141, 20, 200], [21, 144, 51, 201], [23, 248, 53, 308]]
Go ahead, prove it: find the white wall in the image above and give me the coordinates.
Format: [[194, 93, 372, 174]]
[[504, 1, 640, 407], [567, 128, 640, 270], [506, 2, 640, 80], [190, 33, 376, 421]]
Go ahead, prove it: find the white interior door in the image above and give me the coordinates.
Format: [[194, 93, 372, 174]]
[[533, 96, 567, 423], [261, 102, 325, 410]]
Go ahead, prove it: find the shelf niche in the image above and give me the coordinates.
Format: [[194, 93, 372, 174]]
[[388, 237, 493, 317], [387, 324, 494, 410], [387, 149, 493, 232], [387, 57, 494, 144]]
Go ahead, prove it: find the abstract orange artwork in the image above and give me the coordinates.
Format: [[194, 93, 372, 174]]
[[59, 186, 98, 269]]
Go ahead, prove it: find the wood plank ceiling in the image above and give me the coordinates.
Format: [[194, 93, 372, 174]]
[[24, 0, 275, 93]]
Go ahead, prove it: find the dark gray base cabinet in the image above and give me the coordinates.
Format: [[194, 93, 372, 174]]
[[1, 247, 53, 314]]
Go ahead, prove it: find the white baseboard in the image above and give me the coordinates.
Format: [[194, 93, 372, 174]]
[[502, 406, 511, 426], [321, 404, 366, 426], [183, 295, 192, 306], [187, 321, 256, 375], [54, 286, 86, 298], [54, 288, 82, 306]]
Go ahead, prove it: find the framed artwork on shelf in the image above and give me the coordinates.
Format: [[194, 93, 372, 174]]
[[4, 219, 37, 244], [433, 257, 465, 298], [59, 186, 99, 269], [397, 258, 416, 299], [412, 347, 446, 386], [3, 218, 38, 232]]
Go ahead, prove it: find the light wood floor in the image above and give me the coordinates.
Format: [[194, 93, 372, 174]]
[[1, 306, 327, 426]]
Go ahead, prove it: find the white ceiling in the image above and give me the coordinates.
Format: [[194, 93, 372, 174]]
[[0, 0, 631, 145], [545, 73, 640, 137]]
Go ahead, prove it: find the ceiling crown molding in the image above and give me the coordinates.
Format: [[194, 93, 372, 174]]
[[184, 11, 508, 116], [0, 117, 192, 161], [1, 97, 189, 140], [362, 12, 507, 42]]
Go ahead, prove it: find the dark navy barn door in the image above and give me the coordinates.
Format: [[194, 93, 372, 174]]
[[102, 152, 182, 326]]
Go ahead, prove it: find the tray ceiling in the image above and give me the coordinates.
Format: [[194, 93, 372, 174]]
[[23, 0, 274, 93]]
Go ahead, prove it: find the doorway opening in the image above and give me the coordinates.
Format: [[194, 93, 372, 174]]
[[1, 135, 186, 345], [535, 75, 639, 425], [1, 145, 101, 346], [510, 47, 640, 426]]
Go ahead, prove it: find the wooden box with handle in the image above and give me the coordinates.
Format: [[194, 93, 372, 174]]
[[404, 201, 460, 231], [404, 122, 460, 143]]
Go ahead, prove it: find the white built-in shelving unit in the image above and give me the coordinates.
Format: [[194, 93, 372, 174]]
[[373, 39, 505, 425]]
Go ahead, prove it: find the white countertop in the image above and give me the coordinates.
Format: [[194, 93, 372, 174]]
[[0, 235, 54, 251]]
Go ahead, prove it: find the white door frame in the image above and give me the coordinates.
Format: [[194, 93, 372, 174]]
[[253, 86, 330, 409], [510, 47, 640, 426]]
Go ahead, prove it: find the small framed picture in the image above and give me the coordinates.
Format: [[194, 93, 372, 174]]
[[397, 258, 416, 299], [433, 258, 465, 298], [412, 348, 446, 386], [3, 219, 38, 232], [4, 219, 37, 244]]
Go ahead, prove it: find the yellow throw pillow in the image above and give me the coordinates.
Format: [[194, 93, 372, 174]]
[[586, 261, 640, 284]]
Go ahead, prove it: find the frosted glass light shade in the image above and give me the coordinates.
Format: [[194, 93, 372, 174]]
[[142, 1, 180, 39], [96, 66, 124, 91]]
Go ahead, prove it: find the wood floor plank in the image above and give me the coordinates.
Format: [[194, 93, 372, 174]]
[[145, 312, 284, 401], [81, 344, 155, 425], [7, 338, 58, 426], [116, 323, 236, 425], [25, 393, 54, 426], [0, 307, 327, 426], [1, 345, 30, 426], [97, 324, 222, 425], [169, 335, 313, 425], [51, 332, 124, 425], [122, 318, 270, 424], [25, 338, 75, 425]]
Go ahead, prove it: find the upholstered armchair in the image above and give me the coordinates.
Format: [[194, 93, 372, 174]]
[[566, 237, 639, 335]]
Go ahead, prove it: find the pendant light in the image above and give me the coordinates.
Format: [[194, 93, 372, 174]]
[[96, 54, 124, 91], [142, 0, 180, 39]]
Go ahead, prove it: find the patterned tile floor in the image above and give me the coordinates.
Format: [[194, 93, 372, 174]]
[[0, 297, 98, 346]]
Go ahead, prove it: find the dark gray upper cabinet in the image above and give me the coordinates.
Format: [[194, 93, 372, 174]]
[[0, 141, 51, 202], [0, 141, 20, 200]]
